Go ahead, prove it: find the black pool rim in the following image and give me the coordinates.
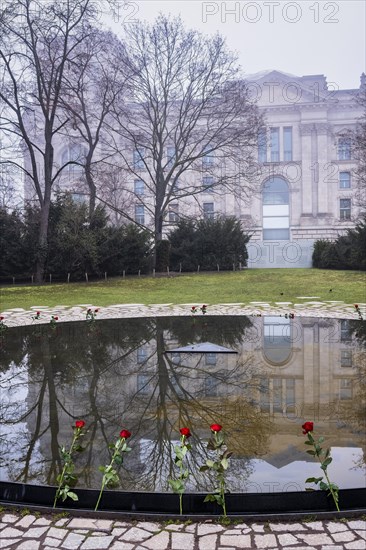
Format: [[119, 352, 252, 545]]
[[1, 482, 365, 521]]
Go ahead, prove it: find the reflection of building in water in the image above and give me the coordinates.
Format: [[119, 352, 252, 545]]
[[2, 316, 364, 490]]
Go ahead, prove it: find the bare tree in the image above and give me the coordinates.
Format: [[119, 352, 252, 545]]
[[108, 15, 262, 267], [0, 0, 97, 282], [0, 161, 23, 209], [352, 75, 366, 214], [59, 27, 131, 218]]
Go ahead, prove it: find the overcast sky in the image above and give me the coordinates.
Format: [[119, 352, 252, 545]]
[[102, 0, 365, 89]]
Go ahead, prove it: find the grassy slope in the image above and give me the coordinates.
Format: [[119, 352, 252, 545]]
[[1, 269, 365, 311]]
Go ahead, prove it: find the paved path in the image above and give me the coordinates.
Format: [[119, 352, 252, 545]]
[[1, 300, 365, 327], [1, 511, 365, 549]]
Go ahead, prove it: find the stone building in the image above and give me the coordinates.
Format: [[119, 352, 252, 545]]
[[241, 70, 363, 267], [23, 70, 364, 268]]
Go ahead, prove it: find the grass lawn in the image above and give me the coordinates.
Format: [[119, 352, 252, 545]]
[[0, 269, 365, 311]]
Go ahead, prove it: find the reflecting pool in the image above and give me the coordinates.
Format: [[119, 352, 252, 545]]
[[0, 316, 365, 493]]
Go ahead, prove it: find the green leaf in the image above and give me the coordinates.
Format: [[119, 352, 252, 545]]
[[305, 476, 323, 484], [221, 458, 229, 470], [199, 465, 209, 472], [203, 494, 217, 503], [66, 491, 78, 501], [206, 459, 215, 468], [318, 436, 325, 444], [168, 479, 184, 494], [320, 457, 332, 470], [114, 455, 123, 466], [306, 450, 316, 456]]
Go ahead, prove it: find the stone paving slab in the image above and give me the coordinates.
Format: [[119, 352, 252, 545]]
[[0, 511, 365, 550], [0, 301, 364, 328]]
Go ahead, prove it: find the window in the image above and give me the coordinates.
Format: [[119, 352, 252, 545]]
[[133, 148, 145, 170], [340, 379, 352, 400], [168, 202, 179, 222], [135, 204, 145, 224], [273, 378, 282, 412], [258, 128, 267, 163], [340, 198, 351, 220], [339, 172, 351, 189], [270, 128, 280, 162], [71, 193, 88, 204], [338, 137, 351, 160], [137, 347, 147, 363], [263, 317, 292, 364], [202, 176, 214, 192], [134, 179, 144, 195], [283, 127, 293, 161], [340, 320, 352, 342], [171, 352, 181, 365], [340, 349, 352, 367], [61, 144, 85, 175], [285, 379, 296, 416], [204, 376, 218, 396], [205, 353, 217, 366], [263, 177, 289, 205], [137, 374, 151, 395], [259, 378, 270, 412], [202, 146, 214, 168], [167, 146, 176, 169], [203, 202, 214, 219], [262, 177, 290, 241]]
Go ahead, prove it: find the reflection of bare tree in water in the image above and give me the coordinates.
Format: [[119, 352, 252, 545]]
[[0, 317, 274, 492], [101, 318, 271, 492], [0, 320, 156, 487], [0, 334, 62, 484]]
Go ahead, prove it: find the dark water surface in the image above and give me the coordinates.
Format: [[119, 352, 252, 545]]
[[0, 316, 365, 493]]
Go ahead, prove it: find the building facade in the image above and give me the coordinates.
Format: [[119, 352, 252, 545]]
[[242, 71, 363, 267], [24, 70, 364, 268]]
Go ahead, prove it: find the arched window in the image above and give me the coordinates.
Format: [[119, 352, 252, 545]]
[[263, 317, 292, 366], [262, 176, 290, 240]]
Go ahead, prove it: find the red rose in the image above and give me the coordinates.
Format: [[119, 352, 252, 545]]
[[36, 311, 40, 315], [355, 304, 359, 308], [75, 420, 85, 429], [302, 421, 313, 434], [0, 316, 4, 321], [54, 316, 58, 321], [95, 309, 99, 313], [180, 427, 191, 438], [202, 304, 207, 308], [120, 429, 131, 439], [191, 306, 196, 310], [210, 423, 222, 433]]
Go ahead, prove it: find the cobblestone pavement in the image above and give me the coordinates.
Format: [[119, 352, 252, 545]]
[[1, 300, 365, 328], [0, 511, 365, 550]]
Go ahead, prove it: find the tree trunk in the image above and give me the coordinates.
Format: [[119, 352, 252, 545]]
[[153, 212, 164, 270], [85, 158, 96, 218], [35, 198, 51, 284]]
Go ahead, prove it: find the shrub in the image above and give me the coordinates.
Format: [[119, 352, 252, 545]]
[[169, 216, 250, 272], [312, 217, 366, 270]]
